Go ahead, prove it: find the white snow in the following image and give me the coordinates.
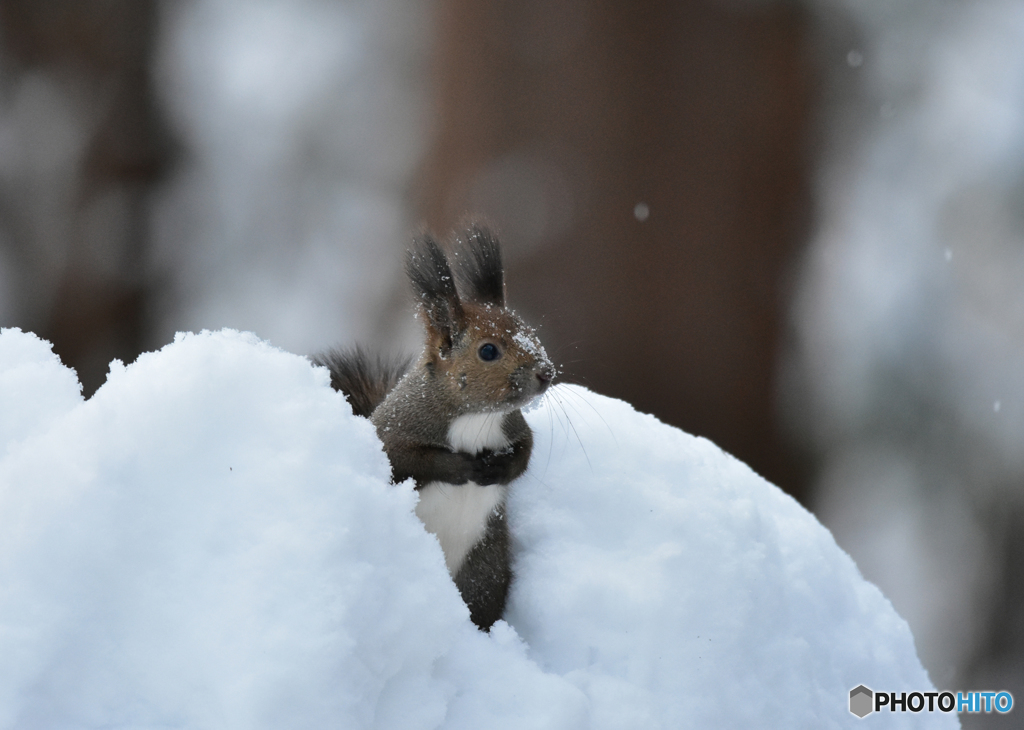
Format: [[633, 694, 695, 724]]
[[0, 327, 953, 729]]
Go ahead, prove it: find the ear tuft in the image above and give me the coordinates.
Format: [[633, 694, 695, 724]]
[[406, 234, 466, 349], [451, 225, 505, 307]]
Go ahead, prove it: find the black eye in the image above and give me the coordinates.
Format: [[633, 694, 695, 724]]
[[478, 343, 500, 361]]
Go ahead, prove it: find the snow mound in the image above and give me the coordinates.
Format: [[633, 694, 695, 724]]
[[0, 328, 952, 729]]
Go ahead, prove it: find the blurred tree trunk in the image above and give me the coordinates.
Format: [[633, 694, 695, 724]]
[[0, 1, 171, 395], [417, 0, 813, 501]]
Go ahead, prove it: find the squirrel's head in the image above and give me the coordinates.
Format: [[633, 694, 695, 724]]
[[407, 226, 555, 413]]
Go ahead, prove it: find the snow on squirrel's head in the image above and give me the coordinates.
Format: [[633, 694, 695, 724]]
[[406, 225, 555, 413]]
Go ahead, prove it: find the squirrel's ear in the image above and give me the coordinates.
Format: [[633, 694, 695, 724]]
[[452, 225, 505, 308], [406, 234, 467, 351]]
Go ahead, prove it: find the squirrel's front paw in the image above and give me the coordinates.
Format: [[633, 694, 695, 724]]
[[467, 448, 515, 486]]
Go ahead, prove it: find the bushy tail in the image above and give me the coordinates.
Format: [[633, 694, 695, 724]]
[[312, 347, 412, 418]]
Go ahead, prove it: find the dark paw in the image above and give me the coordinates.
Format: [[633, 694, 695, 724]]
[[467, 448, 515, 486]]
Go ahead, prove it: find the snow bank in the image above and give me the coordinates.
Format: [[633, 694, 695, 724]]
[[0, 328, 952, 728]]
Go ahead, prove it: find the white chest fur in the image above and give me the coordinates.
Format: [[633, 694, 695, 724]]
[[447, 410, 509, 453], [415, 481, 506, 576], [415, 411, 512, 576]]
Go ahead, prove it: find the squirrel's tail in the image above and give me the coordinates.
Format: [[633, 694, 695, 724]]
[[312, 347, 412, 418]]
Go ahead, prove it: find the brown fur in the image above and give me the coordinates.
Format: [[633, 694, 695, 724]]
[[417, 301, 547, 414]]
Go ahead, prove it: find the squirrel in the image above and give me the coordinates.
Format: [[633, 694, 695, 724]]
[[313, 225, 555, 630]]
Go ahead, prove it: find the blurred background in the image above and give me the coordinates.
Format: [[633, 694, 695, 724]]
[[0, 0, 1021, 724]]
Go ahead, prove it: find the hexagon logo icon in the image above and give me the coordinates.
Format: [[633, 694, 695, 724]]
[[850, 685, 874, 718]]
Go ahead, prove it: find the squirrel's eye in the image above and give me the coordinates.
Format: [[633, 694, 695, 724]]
[[478, 343, 500, 362]]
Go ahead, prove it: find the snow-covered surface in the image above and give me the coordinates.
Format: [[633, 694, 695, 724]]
[[0, 328, 952, 729]]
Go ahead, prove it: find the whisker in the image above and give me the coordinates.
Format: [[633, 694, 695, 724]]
[[542, 391, 555, 477], [556, 386, 612, 441], [560, 399, 592, 473], [548, 389, 593, 473]]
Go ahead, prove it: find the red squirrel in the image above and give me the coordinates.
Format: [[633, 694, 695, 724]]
[[314, 225, 555, 629]]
